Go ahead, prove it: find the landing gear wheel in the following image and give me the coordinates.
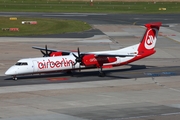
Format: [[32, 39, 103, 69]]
[[66, 70, 74, 76], [13, 76, 17, 81], [99, 72, 105, 77], [66, 70, 72, 74]]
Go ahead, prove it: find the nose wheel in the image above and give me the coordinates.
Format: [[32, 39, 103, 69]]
[[13, 75, 17, 81]]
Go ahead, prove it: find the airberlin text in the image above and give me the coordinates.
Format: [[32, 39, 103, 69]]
[[38, 58, 74, 69]]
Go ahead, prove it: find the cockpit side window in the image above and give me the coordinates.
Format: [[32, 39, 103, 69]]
[[15, 62, 21, 65], [15, 62, 28, 66], [22, 62, 28, 65]]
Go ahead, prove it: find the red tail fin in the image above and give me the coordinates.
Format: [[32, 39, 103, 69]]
[[138, 22, 161, 56]]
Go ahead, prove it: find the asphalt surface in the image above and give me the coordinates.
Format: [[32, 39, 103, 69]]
[[1, 12, 179, 25], [1, 65, 180, 87]]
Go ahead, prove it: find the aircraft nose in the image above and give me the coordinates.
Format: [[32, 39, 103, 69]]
[[5, 69, 11, 75], [5, 67, 16, 75]]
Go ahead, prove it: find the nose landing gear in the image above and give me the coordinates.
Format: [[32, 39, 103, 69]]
[[13, 75, 17, 81]]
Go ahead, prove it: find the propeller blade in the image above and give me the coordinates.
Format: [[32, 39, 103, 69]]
[[79, 63, 81, 72], [71, 61, 75, 69], [72, 53, 78, 58], [73, 61, 77, 66], [77, 47, 80, 57], [41, 50, 46, 57], [45, 45, 48, 56], [48, 52, 52, 56]]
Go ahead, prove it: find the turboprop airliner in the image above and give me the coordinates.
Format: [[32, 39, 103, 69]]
[[5, 22, 162, 80]]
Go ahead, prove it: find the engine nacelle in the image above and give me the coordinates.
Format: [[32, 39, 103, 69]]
[[50, 52, 62, 57], [82, 54, 117, 67]]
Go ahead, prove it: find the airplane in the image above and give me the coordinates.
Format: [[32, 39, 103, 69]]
[[5, 22, 162, 80]]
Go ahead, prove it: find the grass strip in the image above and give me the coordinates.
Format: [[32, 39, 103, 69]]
[[0, 1, 180, 13], [0, 17, 91, 37]]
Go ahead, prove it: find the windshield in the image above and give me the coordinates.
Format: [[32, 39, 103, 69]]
[[15, 62, 28, 66]]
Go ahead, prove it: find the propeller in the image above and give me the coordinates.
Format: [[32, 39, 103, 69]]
[[72, 47, 83, 71], [41, 45, 50, 57]]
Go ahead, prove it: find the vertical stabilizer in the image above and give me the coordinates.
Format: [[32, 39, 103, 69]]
[[138, 22, 162, 57]]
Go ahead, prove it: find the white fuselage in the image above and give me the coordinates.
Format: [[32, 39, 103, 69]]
[[5, 49, 136, 76]]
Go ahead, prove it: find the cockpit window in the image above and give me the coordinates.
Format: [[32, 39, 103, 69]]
[[22, 62, 28, 65], [15, 62, 28, 66], [15, 62, 21, 65]]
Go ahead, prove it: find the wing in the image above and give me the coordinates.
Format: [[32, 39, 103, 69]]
[[80, 52, 135, 58], [32, 46, 72, 54], [94, 54, 134, 57]]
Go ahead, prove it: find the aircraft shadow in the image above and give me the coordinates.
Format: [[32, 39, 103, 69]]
[[4, 64, 155, 81]]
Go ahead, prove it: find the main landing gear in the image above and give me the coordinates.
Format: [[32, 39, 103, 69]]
[[98, 66, 105, 77]]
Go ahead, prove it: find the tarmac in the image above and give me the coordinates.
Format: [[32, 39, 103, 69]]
[[0, 14, 180, 119]]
